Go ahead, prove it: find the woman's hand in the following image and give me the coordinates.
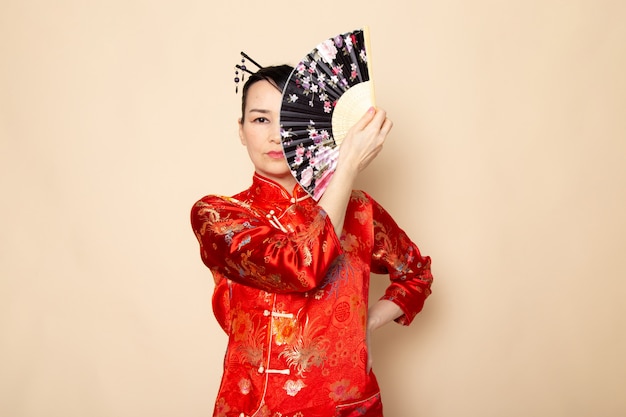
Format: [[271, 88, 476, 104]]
[[337, 106, 393, 174], [366, 299, 403, 373]]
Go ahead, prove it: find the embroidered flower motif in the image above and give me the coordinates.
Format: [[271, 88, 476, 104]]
[[232, 310, 267, 365], [279, 315, 329, 376], [329, 378, 359, 402], [354, 210, 369, 225], [238, 378, 251, 395], [341, 233, 359, 252], [272, 316, 297, 346], [283, 379, 306, 396], [232, 311, 253, 342], [214, 397, 231, 417]]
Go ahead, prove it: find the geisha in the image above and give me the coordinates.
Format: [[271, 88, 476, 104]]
[[191, 63, 433, 417]]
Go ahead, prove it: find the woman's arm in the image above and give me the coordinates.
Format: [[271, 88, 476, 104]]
[[365, 195, 434, 372], [370, 196, 433, 325], [366, 299, 404, 373], [318, 107, 392, 235], [191, 196, 342, 293]]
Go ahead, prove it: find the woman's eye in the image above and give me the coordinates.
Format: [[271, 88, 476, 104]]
[[254, 117, 269, 123]]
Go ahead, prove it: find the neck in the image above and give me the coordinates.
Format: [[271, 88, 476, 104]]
[[254, 172, 298, 195]]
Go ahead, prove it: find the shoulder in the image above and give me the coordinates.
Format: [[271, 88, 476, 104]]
[[192, 185, 253, 210], [193, 194, 245, 208], [190, 193, 255, 222]]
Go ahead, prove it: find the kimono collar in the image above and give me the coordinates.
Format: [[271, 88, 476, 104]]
[[250, 173, 312, 205]]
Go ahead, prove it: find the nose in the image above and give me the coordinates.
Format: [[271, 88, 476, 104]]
[[269, 129, 281, 143]]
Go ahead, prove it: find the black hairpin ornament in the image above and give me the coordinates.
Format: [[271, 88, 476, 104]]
[[234, 51, 262, 93]]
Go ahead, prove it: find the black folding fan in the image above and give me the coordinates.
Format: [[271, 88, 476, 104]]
[[280, 28, 376, 200]]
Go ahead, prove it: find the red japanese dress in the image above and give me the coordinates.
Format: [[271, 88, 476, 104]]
[[191, 173, 433, 417]]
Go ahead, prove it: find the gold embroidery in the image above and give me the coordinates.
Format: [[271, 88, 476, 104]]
[[279, 315, 329, 376]]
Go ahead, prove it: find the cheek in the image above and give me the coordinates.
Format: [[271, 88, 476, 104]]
[[241, 126, 265, 147], [240, 125, 256, 147]]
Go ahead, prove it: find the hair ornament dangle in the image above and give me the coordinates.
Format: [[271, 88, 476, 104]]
[[234, 51, 262, 93]]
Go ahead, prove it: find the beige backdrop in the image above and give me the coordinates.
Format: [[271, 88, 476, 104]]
[[1, 1, 625, 416]]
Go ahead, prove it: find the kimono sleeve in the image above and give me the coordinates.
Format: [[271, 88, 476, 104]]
[[369, 195, 433, 325], [190, 195, 342, 293]]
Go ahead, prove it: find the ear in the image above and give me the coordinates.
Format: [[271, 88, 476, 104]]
[[238, 118, 245, 146]]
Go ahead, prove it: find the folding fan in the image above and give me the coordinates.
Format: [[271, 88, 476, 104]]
[[280, 27, 376, 200]]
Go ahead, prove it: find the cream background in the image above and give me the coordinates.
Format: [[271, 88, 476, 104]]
[[1, 1, 625, 416]]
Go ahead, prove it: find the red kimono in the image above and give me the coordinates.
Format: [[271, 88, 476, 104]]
[[191, 173, 433, 417]]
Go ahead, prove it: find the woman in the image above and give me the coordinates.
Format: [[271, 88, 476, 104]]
[[191, 64, 433, 417]]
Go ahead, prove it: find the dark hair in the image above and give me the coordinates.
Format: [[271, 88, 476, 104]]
[[240, 64, 294, 122]]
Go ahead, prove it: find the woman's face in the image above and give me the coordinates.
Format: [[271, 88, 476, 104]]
[[239, 80, 296, 191]]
